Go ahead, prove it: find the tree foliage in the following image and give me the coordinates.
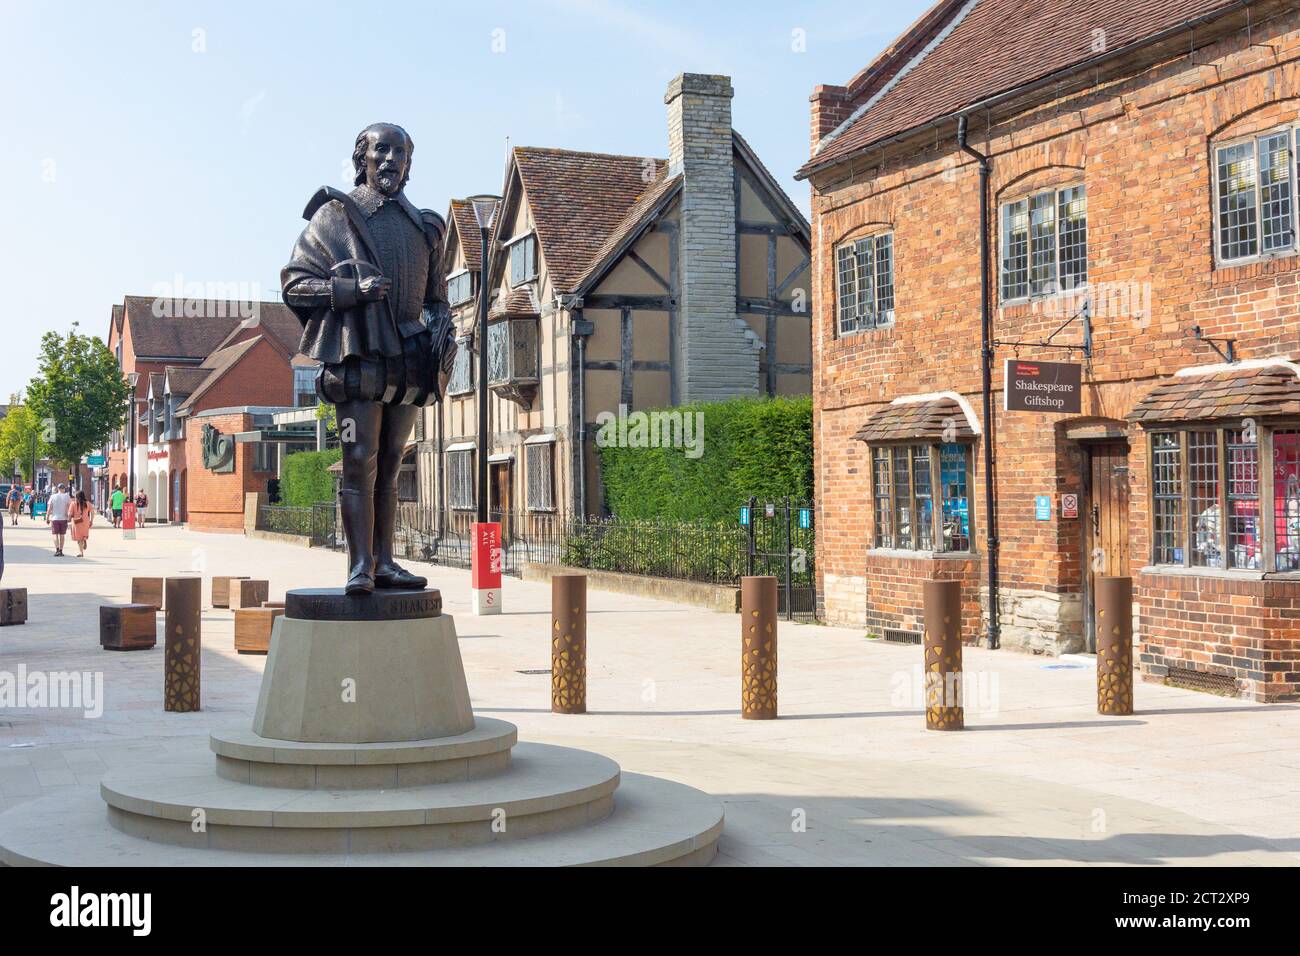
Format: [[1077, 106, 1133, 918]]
[[25, 324, 131, 472], [0, 404, 48, 482], [597, 395, 813, 521]]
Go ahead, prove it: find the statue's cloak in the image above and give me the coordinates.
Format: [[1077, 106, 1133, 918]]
[[281, 186, 446, 365]]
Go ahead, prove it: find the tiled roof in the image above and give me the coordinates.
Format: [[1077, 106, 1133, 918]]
[[489, 286, 541, 320], [449, 199, 484, 272], [1128, 365, 1300, 425], [512, 147, 668, 294], [176, 337, 263, 413], [800, 0, 1241, 177], [122, 296, 244, 360], [211, 302, 303, 359], [570, 171, 682, 293], [163, 366, 208, 396], [854, 397, 978, 442]]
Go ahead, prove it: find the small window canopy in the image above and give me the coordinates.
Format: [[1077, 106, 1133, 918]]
[[1128, 363, 1300, 426], [855, 395, 978, 442]]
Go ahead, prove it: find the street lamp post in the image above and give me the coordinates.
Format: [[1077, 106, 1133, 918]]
[[467, 195, 502, 616], [469, 195, 498, 521]]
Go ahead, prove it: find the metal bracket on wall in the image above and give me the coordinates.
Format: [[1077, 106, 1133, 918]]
[[1190, 325, 1237, 364], [993, 297, 1093, 359]]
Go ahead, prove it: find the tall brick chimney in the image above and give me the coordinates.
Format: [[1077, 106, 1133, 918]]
[[665, 73, 758, 403]]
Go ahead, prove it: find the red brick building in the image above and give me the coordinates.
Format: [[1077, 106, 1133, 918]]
[[105, 296, 311, 525], [800, 0, 1300, 700]]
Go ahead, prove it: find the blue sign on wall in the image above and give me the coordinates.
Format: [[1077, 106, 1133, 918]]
[[1035, 495, 1052, 520]]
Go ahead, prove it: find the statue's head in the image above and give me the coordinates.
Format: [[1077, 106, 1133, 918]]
[[352, 122, 413, 196]]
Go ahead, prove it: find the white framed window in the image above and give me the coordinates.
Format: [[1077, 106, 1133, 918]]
[[447, 270, 473, 306], [1214, 127, 1298, 265], [525, 441, 555, 511], [447, 448, 474, 510], [448, 336, 473, 396], [835, 232, 894, 336], [509, 234, 537, 286], [1000, 185, 1087, 302]]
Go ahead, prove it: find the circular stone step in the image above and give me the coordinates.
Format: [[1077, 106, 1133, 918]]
[[0, 773, 723, 867], [210, 718, 517, 789], [100, 742, 620, 853]]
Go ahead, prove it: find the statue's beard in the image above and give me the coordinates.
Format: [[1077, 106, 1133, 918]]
[[374, 169, 401, 194]]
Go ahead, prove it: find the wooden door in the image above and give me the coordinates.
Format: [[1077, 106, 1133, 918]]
[[1085, 441, 1130, 649]]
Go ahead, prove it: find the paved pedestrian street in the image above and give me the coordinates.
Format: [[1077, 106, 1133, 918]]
[[1, 521, 1296, 867]]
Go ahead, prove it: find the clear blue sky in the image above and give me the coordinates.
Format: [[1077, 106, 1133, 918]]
[[0, 0, 931, 396]]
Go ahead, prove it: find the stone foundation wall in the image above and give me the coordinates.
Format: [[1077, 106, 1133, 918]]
[[984, 587, 1084, 656]]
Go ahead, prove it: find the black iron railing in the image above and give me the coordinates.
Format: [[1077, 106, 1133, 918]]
[[259, 500, 818, 619]]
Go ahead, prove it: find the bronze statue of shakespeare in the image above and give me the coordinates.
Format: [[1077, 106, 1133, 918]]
[[282, 123, 457, 595]]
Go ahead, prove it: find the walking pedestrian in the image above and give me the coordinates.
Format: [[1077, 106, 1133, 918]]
[[23, 488, 32, 520], [68, 489, 93, 557], [110, 485, 125, 529], [6, 486, 19, 526], [47, 483, 71, 557], [135, 489, 148, 525]]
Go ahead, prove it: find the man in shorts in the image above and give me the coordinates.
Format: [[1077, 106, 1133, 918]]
[[110, 485, 125, 528], [47, 483, 71, 557]]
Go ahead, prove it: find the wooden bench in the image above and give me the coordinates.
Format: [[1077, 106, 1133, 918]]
[[230, 579, 269, 611], [131, 577, 164, 611], [100, 603, 157, 651], [0, 588, 27, 626], [234, 606, 282, 654], [211, 576, 250, 608]]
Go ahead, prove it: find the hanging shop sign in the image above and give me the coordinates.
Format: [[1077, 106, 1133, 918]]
[[1004, 359, 1082, 414]]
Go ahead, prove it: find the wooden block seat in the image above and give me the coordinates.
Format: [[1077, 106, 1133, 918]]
[[234, 606, 282, 655], [230, 579, 269, 611], [131, 577, 164, 611], [100, 603, 156, 651], [211, 576, 250, 609], [0, 588, 27, 626]]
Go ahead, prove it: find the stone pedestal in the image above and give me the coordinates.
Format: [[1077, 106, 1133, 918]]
[[253, 588, 472, 743], [0, 583, 724, 867]]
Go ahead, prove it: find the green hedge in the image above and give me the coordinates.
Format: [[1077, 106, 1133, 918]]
[[279, 448, 342, 506], [596, 395, 812, 521]]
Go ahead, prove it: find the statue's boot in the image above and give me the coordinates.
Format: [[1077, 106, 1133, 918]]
[[372, 490, 427, 590], [340, 488, 375, 595]]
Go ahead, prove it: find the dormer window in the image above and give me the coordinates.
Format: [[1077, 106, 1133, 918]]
[[448, 270, 473, 306], [509, 234, 537, 286]]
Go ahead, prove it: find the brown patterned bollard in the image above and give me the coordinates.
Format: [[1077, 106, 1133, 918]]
[[922, 579, 964, 730], [164, 576, 201, 712], [740, 576, 778, 719], [1096, 575, 1134, 715], [551, 574, 587, 714]]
